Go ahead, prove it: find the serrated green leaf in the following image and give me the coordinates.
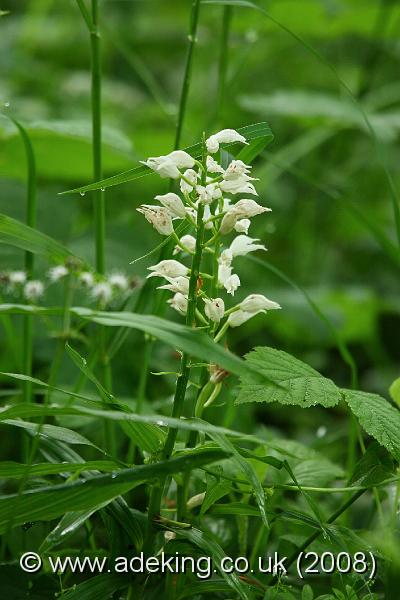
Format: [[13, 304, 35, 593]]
[[343, 389, 400, 461], [237, 347, 341, 408]]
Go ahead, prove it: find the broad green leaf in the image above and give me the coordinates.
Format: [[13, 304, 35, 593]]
[[169, 527, 255, 600], [61, 574, 125, 600], [389, 377, 400, 407], [0, 119, 134, 182], [0, 448, 228, 533], [0, 306, 280, 388], [0, 399, 261, 441], [0, 214, 78, 263], [40, 508, 107, 552], [343, 389, 400, 462], [71, 308, 279, 386], [178, 581, 235, 599], [237, 347, 341, 408], [208, 432, 269, 528], [0, 461, 118, 478], [65, 343, 165, 453], [61, 122, 273, 194], [348, 442, 395, 488], [1, 419, 99, 448], [200, 480, 232, 515]]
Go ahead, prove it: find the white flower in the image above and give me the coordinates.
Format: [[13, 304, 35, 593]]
[[155, 193, 186, 218], [220, 199, 271, 234], [167, 292, 188, 315], [224, 159, 252, 179], [220, 175, 258, 195], [137, 205, 174, 235], [24, 280, 44, 302], [141, 156, 180, 179], [206, 129, 248, 154], [204, 297, 225, 323], [229, 235, 266, 257], [79, 271, 94, 287], [228, 309, 262, 327], [234, 218, 251, 234], [202, 205, 214, 229], [141, 150, 195, 179], [196, 183, 222, 204], [48, 265, 68, 282], [92, 281, 113, 304], [173, 234, 196, 255], [147, 260, 188, 279], [218, 263, 232, 286], [166, 150, 195, 169], [8, 271, 27, 285], [239, 294, 281, 313], [180, 169, 198, 194], [109, 272, 129, 291], [224, 274, 240, 296], [234, 198, 271, 218], [158, 276, 189, 295], [219, 249, 233, 266], [206, 156, 224, 173]]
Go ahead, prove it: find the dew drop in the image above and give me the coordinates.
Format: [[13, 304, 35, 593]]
[[79, 192, 85, 196], [111, 472, 118, 479], [100, 187, 105, 192], [156, 420, 166, 427], [3, 101, 10, 108]]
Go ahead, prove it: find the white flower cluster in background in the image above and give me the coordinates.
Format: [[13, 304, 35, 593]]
[[137, 128, 281, 335], [0, 264, 134, 307]]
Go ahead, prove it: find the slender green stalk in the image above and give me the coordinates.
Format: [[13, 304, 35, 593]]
[[216, 5, 232, 124], [174, 0, 201, 150], [11, 120, 37, 461], [144, 140, 207, 551], [133, 0, 203, 461], [90, 0, 105, 274], [271, 489, 365, 582], [77, 0, 115, 452]]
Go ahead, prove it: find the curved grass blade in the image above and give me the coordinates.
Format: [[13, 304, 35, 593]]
[[0, 214, 78, 263], [60, 122, 273, 195], [0, 449, 228, 533], [70, 307, 280, 386]]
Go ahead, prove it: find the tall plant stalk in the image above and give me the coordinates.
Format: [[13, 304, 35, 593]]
[[77, 0, 115, 453], [144, 139, 207, 552], [133, 0, 202, 435], [12, 120, 37, 461]]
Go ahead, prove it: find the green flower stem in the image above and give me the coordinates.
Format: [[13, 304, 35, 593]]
[[216, 5, 232, 123], [174, 0, 202, 150], [145, 141, 207, 551], [214, 320, 229, 343]]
